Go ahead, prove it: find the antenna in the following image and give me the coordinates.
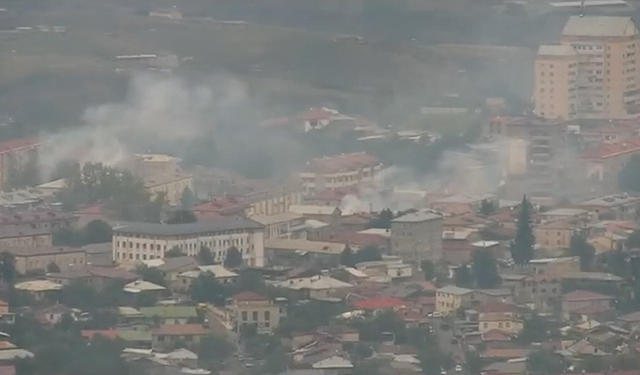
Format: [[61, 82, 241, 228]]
[[580, 0, 586, 17]]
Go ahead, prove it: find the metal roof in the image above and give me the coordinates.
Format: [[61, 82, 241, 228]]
[[562, 16, 637, 37], [112, 217, 263, 236]]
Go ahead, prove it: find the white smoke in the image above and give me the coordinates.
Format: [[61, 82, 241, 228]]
[[38, 72, 249, 179]]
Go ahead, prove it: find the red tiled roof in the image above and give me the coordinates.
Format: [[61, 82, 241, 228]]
[[193, 197, 244, 216], [568, 304, 612, 315], [397, 308, 425, 323], [564, 290, 614, 302], [481, 348, 530, 359], [152, 324, 209, 336], [476, 302, 518, 314], [74, 204, 105, 215], [352, 296, 406, 310], [232, 291, 268, 302], [582, 138, 640, 159], [0, 138, 39, 154], [81, 329, 120, 340], [298, 107, 337, 122], [306, 153, 380, 174]]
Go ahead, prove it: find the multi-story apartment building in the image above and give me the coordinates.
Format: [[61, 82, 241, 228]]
[[112, 217, 265, 266], [299, 153, 382, 195], [0, 138, 39, 191], [7, 246, 87, 274], [0, 225, 52, 248], [143, 172, 194, 206], [533, 45, 578, 120], [390, 210, 443, 263], [559, 16, 640, 118], [227, 291, 282, 334]]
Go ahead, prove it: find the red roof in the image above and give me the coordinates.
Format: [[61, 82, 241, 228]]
[[298, 107, 337, 122], [582, 138, 640, 159], [81, 329, 120, 340], [396, 308, 425, 323], [352, 296, 406, 310], [232, 291, 268, 302], [0, 138, 39, 154], [0, 365, 15, 375], [74, 204, 105, 215], [564, 290, 614, 302], [152, 324, 209, 336], [193, 197, 244, 217], [476, 302, 518, 314], [307, 153, 380, 174]]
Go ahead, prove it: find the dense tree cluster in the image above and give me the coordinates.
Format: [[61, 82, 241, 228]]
[[510, 196, 534, 265]]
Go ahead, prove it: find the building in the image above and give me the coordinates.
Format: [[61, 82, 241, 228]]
[[0, 225, 52, 248], [299, 153, 382, 195], [46, 265, 137, 290], [143, 173, 193, 206], [391, 211, 443, 263], [14, 280, 62, 300], [140, 306, 198, 325], [562, 289, 615, 319], [582, 139, 640, 191], [288, 205, 342, 223], [476, 302, 523, 334], [435, 286, 474, 314], [501, 273, 562, 310], [252, 212, 307, 240], [560, 16, 640, 119], [243, 182, 305, 217], [274, 274, 353, 299], [0, 211, 77, 231], [533, 45, 578, 120], [264, 238, 346, 266], [176, 265, 238, 293], [7, 246, 86, 274], [112, 217, 265, 266], [575, 194, 640, 220], [0, 138, 39, 191], [130, 154, 180, 177], [151, 324, 209, 352], [430, 194, 496, 216], [227, 292, 282, 334], [534, 219, 583, 249]]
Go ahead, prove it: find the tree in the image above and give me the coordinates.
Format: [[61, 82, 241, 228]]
[[134, 265, 166, 287], [165, 246, 184, 258], [46, 262, 60, 273], [454, 264, 474, 288], [189, 273, 227, 305], [527, 348, 565, 375], [198, 246, 215, 265], [340, 244, 356, 267], [60, 280, 98, 311], [627, 230, 640, 250], [197, 334, 234, 367], [472, 249, 500, 288], [224, 247, 242, 268], [420, 260, 436, 281], [466, 351, 484, 375], [479, 199, 496, 216], [354, 245, 383, 264], [569, 233, 595, 271], [420, 346, 453, 375], [180, 187, 196, 208], [619, 154, 640, 192], [0, 252, 16, 284], [369, 209, 393, 229], [82, 220, 112, 244], [166, 209, 197, 224], [520, 315, 560, 343], [510, 196, 535, 265]]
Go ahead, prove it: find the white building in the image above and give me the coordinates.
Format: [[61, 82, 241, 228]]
[[299, 152, 382, 195], [112, 217, 265, 267]]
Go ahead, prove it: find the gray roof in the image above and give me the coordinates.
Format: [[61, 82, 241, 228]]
[[113, 217, 264, 236], [156, 256, 198, 272], [437, 285, 473, 295], [562, 16, 637, 37], [392, 211, 442, 223], [538, 45, 576, 57]]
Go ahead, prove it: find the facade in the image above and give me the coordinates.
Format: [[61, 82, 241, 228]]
[[143, 173, 193, 206], [0, 226, 52, 248], [582, 139, 640, 192], [534, 219, 581, 249], [501, 274, 562, 310], [112, 217, 265, 266], [533, 45, 578, 120], [228, 292, 282, 334], [562, 290, 615, 319], [243, 182, 305, 217], [151, 324, 209, 352], [560, 16, 640, 118], [391, 211, 443, 263], [7, 246, 86, 274], [435, 286, 474, 314], [130, 154, 180, 177], [0, 138, 39, 191], [299, 153, 382, 195], [251, 212, 307, 240], [0, 211, 76, 231], [477, 303, 523, 334]]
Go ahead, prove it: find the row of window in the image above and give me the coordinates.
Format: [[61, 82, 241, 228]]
[[241, 310, 270, 321]]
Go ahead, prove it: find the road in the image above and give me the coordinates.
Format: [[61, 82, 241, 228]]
[[429, 316, 465, 373]]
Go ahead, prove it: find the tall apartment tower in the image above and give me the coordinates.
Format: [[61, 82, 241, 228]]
[[560, 16, 640, 118], [533, 45, 578, 120]]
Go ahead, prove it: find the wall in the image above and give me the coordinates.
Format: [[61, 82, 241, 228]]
[[391, 218, 443, 262], [15, 251, 86, 274]]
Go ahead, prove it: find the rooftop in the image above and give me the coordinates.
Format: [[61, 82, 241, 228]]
[[112, 217, 264, 236], [288, 205, 339, 216], [433, 194, 494, 204], [232, 291, 269, 302], [304, 152, 380, 174], [582, 138, 640, 159], [542, 208, 589, 217], [562, 272, 623, 282], [124, 280, 165, 293], [252, 212, 304, 226], [564, 289, 614, 302], [140, 306, 198, 319], [562, 15, 637, 37], [197, 265, 238, 278], [537, 44, 577, 57], [352, 296, 406, 310], [577, 194, 640, 208], [152, 324, 209, 336], [0, 138, 39, 153], [14, 280, 62, 292], [437, 285, 473, 295], [392, 211, 442, 223], [5, 246, 85, 257], [276, 275, 353, 291], [476, 302, 518, 314], [265, 239, 346, 254], [142, 172, 192, 188]]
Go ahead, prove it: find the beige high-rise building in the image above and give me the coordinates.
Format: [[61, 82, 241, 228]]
[[560, 16, 640, 119], [533, 45, 578, 120]]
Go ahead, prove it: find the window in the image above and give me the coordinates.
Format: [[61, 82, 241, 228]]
[[252, 311, 258, 321], [483, 323, 488, 328], [242, 311, 248, 321], [264, 311, 270, 320]]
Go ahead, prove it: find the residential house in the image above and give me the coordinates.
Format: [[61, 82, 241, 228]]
[[140, 306, 198, 325], [430, 194, 496, 216], [274, 274, 353, 300], [616, 311, 640, 330], [356, 257, 412, 281], [435, 286, 475, 314], [153, 256, 199, 289], [123, 280, 166, 302], [561, 271, 624, 293], [112, 217, 265, 266], [0, 211, 77, 231], [391, 210, 443, 263], [517, 256, 580, 275], [575, 194, 640, 220], [151, 324, 209, 352], [227, 292, 282, 334], [0, 300, 14, 324], [142, 172, 193, 206], [264, 239, 345, 267], [175, 265, 238, 293], [562, 290, 615, 320], [534, 219, 582, 250], [352, 297, 406, 311], [501, 273, 562, 310], [476, 302, 523, 334]]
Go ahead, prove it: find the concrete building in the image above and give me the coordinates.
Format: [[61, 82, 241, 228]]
[[143, 172, 193, 206], [0, 211, 76, 231], [390, 211, 443, 263], [6, 246, 87, 274], [227, 291, 282, 334], [299, 153, 382, 195], [251, 212, 307, 240], [0, 138, 39, 191], [435, 286, 474, 314], [575, 193, 640, 220], [112, 217, 265, 266], [476, 302, 523, 334], [560, 16, 640, 118], [582, 139, 640, 191], [130, 154, 180, 177], [533, 45, 578, 120], [0, 225, 52, 248]]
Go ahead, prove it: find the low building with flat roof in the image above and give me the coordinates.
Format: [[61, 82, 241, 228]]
[[6, 246, 86, 275]]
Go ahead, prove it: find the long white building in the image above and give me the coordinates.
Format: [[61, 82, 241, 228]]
[[112, 217, 265, 267]]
